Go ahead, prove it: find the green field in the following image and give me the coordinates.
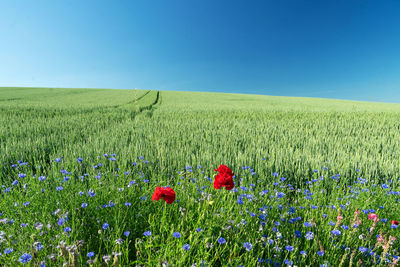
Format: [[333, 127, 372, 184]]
[[0, 87, 399, 266]]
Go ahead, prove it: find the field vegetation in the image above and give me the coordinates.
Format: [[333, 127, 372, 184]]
[[0, 87, 399, 266]]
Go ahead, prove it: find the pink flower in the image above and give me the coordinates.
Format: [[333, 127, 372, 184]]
[[368, 213, 379, 222]]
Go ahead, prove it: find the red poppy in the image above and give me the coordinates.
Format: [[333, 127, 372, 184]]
[[214, 164, 234, 190], [214, 165, 234, 176], [152, 187, 176, 204], [392, 220, 399, 225]]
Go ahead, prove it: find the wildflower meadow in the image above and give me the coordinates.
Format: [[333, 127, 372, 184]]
[[0, 87, 400, 266]]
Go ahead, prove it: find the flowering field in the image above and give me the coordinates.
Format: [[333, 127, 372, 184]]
[[1, 87, 400, 266]]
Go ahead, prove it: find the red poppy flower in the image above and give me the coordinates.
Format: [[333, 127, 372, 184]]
[[392, 220, 399, 225], [214, 165, 234, 176], [214, 164, 234, 190], [152, 187, 176, 204]]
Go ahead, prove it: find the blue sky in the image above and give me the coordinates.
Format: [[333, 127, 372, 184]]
[[1, 0, 400, 102]]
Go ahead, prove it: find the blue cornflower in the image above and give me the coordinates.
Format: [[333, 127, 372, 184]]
[[359, 247, 369, 253], [277, 192, 285, 198], [285, 245, 294, 252], [173, 232, 181, 238], [304, 222, 312, 227], [143, 231, 152, 237], [244, 242, 252, 251], [12, 180, 18, 186], [56, 186, 63, 191], [23, 202, 30, 206], [124, 231, 130, 237], [300, 250, 307, 256], [382, 184, 389, 189], [77, 158, 83, 162], [81, 203, 88, 208], [272, 172, 278, 177], [18, 253, 32, 263], [196, 227, 203, 232], [87, 252, 95, 258], [18, 173, 26, 178], [35, 243, 43, 251], [182, 244, 191, 251], [317, 251, 325, 256], [288, 207, 296, 214], [4, 248, 13, 254], [217, 237, 226, 244], [305, 231, 314, 240], [341, 225, 349, 230], [58, 218, 65, 225], [331, 230, 341, 236], [295, 231, 301, 238], [328, 221, 335, 226], [55, 158, 61, 162], [103, 223, 109, 230], [38, 176, 46, 181], [285, 259, 293, 266], [125, 202, 131, 206], [64, 227, 71, 233]]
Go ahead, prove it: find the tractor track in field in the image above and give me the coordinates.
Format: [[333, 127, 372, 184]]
[[129, 90, 151, 104], [138, 91, 160, 112]]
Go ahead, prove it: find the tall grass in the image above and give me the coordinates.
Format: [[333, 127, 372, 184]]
[[0, 87, 399, 266]]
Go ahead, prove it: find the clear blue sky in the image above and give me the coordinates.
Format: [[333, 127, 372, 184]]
[[1, 0, 400, 102]]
